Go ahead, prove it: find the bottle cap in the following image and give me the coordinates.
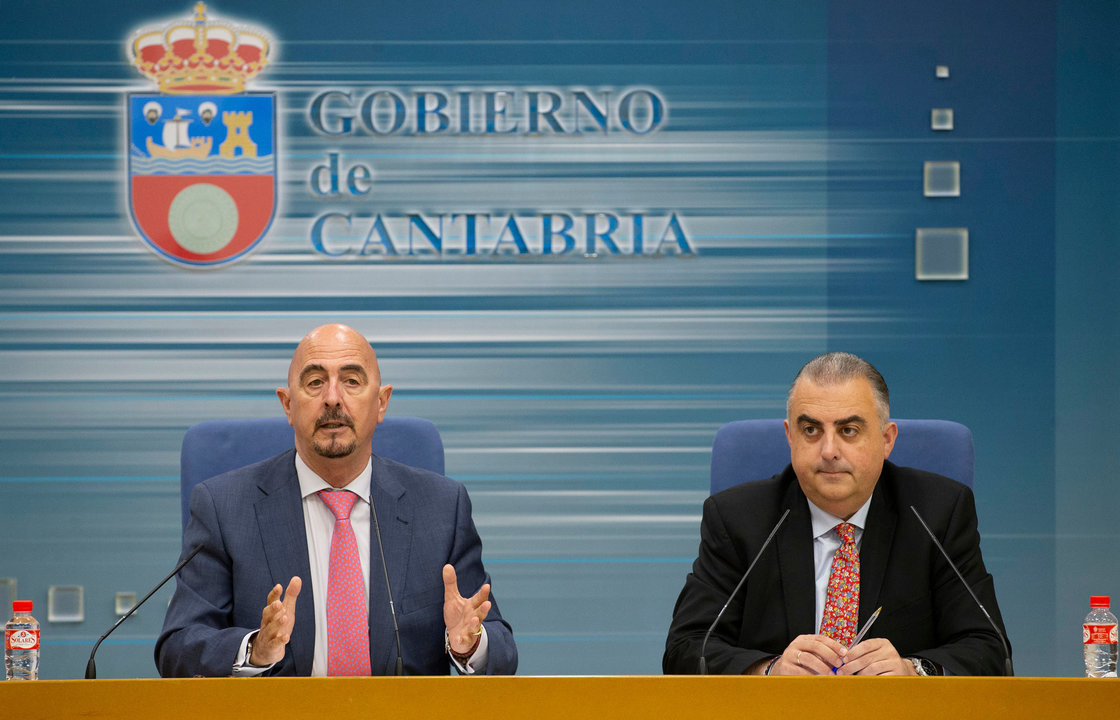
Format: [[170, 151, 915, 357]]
[[12, 600, 33, 613], [1090, 595, 1110, 608]]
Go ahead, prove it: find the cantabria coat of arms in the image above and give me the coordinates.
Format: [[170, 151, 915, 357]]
[[127, 3, 275, 266]]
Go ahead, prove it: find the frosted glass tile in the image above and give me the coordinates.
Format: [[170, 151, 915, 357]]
[[0, 579, 16, 616], [936, 65, 950, 78], [931, 108, 954, 130], [115, 592, 138, 616], [924, 161, 961, 197], [916, 228, 969, 281], [48, 585, 84, 623]]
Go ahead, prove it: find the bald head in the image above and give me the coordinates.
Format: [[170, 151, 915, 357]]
[[277, 323, 393, 488], [287, 324, 382, 389]]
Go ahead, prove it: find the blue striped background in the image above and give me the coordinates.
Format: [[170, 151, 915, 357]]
[[1, 0, 1116, 679]]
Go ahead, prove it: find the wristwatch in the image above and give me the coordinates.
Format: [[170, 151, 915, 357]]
[[245, 632, 265, 668], [909, 657, 937, 676]]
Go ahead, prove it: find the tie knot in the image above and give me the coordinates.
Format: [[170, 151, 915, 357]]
[[835, 522, 856, 544], [318, 489, 359, 520]]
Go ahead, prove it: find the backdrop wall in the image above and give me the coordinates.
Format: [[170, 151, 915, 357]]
[[0, 0, 1113, 678]]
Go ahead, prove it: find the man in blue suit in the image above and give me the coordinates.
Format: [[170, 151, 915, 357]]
[[156, 324, 517, 676]]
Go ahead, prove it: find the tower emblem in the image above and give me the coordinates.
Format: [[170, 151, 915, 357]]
[[126, 3, 276, 266]]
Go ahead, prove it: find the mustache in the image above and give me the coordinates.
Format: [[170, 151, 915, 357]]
[[315, 407, 354, 428]]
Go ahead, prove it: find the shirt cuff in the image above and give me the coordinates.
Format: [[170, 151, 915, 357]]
[[231, 631, 275, 677], [446, 626, 489, 675]]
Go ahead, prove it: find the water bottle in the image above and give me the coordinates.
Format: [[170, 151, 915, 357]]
[[5, 600, 40, 681], [1083, 595, 1118, 678]]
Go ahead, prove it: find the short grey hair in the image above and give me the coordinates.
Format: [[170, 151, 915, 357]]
[[787, 352, 890, 426]]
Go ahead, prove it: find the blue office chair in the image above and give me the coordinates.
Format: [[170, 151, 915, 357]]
[[179, 416, 445, 530], [709, 418, 973, 495]]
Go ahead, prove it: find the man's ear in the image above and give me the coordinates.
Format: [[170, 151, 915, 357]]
[[276, 386, 292, 423], [881, 421, 898, 459], [377, 384, 393, 423]]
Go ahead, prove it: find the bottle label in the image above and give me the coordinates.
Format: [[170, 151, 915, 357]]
[[5, 628, 40, 651], [1083, 623, 1118, 645]]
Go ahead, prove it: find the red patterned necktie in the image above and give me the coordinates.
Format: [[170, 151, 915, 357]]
[[317, 489, 371, 676], [820, 522, 859, 647]]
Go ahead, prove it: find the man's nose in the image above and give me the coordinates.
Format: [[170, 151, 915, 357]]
[[819, 429, 841, 458], [323, 377, 343, 405]]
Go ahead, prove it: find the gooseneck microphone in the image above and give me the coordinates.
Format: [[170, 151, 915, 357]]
[[370, 494, 405, 676], [909, 505, 1013, 676], [698, 508, 790, 675], [85, 544, 203, 679]]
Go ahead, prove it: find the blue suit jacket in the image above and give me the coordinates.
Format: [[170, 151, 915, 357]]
[[155, 449, 517, 676]]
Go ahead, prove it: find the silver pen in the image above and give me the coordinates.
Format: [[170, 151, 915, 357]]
[[833, 606, 882, 673], [848, 605, 882, 648]]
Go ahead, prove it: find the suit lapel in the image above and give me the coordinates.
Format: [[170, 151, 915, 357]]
[[253, 450, 315, 675], [776, 476, 816, 637], [368, 456, 413, 673], [858, 464, 897, 627]]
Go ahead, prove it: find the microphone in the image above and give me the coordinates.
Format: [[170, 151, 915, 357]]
[[698, 508, 790, 674], [85, 544, 203, 679], [909, 505, 1013, 676], [370, 493, 405, 675]]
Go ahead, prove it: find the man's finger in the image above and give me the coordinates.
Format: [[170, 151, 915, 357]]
[[804, 645, 841, 671], [442, 564, 459, 600], [283, 576, 302, 609], [843, 638, 889, 664], [469, 583, 491, 606], [266, 583, 283, 606], [801, 650, 834, 675], [815, 634, 846, 655]]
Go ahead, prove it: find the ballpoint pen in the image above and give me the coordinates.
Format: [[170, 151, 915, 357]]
[[833, 606, 882, 674]]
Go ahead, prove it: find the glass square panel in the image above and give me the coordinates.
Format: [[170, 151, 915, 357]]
[[916, 228, 969, 281], [48, 585, 85, 623], [924, 161, 961, 197], [931, 108, 954, 131]]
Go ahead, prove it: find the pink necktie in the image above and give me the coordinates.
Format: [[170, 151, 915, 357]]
[[317, 489, 371, 676], [820, 522, 859, 647]]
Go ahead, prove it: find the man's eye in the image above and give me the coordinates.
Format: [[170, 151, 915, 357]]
[[803, 426, 818, 436], [842, 426, 858, 436]]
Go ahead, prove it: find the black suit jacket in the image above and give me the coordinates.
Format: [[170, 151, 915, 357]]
[[663, 461, 1010, 675], [156, 449, 517, 677]]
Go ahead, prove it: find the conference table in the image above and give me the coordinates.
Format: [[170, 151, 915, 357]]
[[1, 675, 1112, 719]]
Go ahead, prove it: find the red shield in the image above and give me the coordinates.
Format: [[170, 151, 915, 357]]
[[128, 93, 276, 267]]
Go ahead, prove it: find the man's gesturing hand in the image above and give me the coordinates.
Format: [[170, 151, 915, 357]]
[[442, 564, 491, 656], [251, 576, 301, 666]]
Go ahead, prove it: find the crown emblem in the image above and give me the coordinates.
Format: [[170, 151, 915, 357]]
[[130, 3, 271, 95]]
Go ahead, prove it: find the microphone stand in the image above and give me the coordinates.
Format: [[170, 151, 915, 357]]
[[910, 505, 1013, 676], [85, 545, 203, 679], [698, 508, 790, 674]]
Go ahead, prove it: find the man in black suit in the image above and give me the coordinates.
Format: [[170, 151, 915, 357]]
[[663, 352, 1010, 676]]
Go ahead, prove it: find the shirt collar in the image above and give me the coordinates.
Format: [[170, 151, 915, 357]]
[[294, 452, 372, 505], [807, 493, 873, 540]]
